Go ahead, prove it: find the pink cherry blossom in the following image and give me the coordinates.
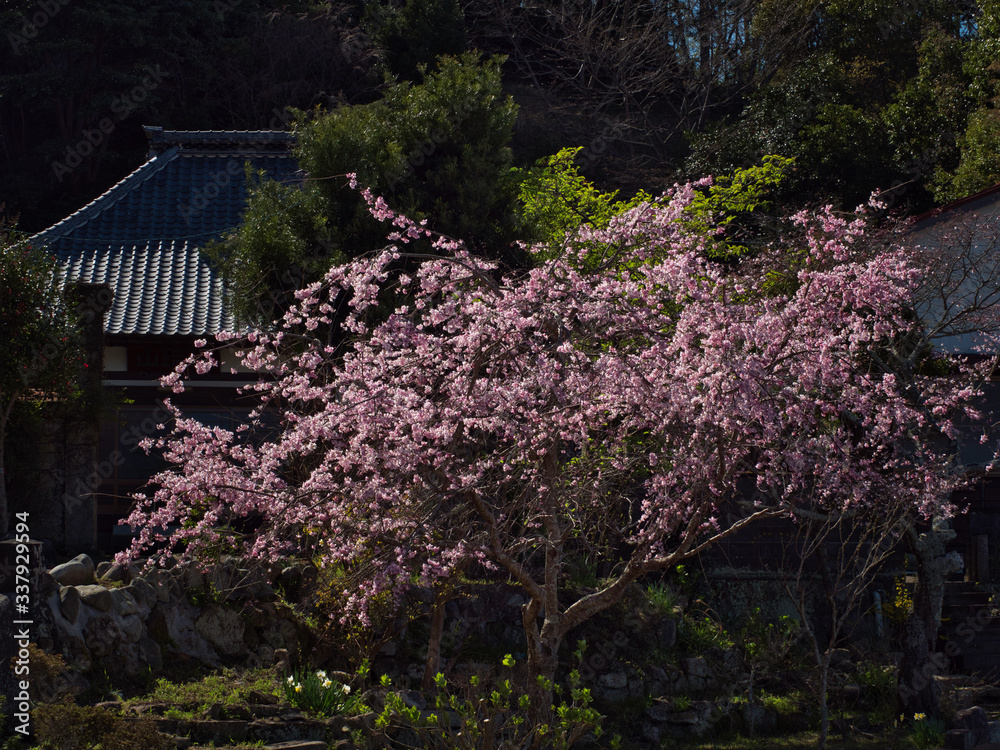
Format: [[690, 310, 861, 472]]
[[116, 178, 997, 710]]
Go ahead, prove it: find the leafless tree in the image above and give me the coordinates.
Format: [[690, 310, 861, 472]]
[[463, 0, 817, 178], [782, 504, 910, 750]]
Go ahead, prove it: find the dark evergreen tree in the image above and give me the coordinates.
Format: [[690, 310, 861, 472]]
[[209, 54, 522, 326]]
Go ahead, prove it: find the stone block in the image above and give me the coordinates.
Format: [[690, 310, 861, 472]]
[[84, 614, 121, 657], [195, 605, 248, 657], [184, 719, 248, 744], [139, 634, 163, 670], [681, 656, 715, 691], [957, 706, 991, 748], [657, 618, 677, 649], [599, 672, 628, 690], [112, 588, 138, 616], [76, 584, 112, 612], [945, 729, 973, 750], [50, 554, 95, 586], [120, 614, 143, 643], [123, 578, 157, 609], [59, 586, 81, 624]]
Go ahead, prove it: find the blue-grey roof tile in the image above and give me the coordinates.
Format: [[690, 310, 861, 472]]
[[35, 128, 300, 337]]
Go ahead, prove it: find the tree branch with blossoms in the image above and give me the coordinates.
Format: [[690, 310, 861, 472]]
[[118, 175, 996, 720]]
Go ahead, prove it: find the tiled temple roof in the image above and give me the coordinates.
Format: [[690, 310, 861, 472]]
[[34, 127, 299, 336]]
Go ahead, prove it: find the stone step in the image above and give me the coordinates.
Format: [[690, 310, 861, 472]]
[[940, 615, 1000, 631], [943, 596, 992, 611], [948, 653, 1000, 676], [941, 608, 994, 624], [944, 583, 990, 602], [944, 584, 990, 604], [945, 582, 989, 594]]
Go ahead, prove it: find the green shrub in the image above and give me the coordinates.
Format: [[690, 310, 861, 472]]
[[678, 614, 734, 652], [33, 704, 169, 750], [376, 642, 619, 749], [855, 664, 897, 724], [737, 607, 804, 677], [645, 582, 681, 617], [142, 667, 276, 707]]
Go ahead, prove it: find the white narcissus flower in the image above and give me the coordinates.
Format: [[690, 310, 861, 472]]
[[342, 685, 351, 694], [322, 679, 332, 689]]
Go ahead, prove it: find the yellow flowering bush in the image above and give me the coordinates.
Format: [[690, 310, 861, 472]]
[[883, 578, 913, 625]]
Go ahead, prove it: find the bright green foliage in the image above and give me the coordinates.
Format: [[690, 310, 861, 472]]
[[931, 109, 1000, 204], [644, 581, 682, 618], [515, 147, 651, 259], [683, 154, 794, 261], [678, 613, 734, 653], [213, 53, 521, 326], [282, 668, 362, 717], [516, 147, 632, 248], [518, 150, 789, 270], [363, 0, 467, 83], [376, 643, 615, 749], [137, 668, 280, 712]]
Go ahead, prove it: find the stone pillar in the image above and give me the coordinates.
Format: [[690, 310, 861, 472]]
[[59, 283, 112, 551]]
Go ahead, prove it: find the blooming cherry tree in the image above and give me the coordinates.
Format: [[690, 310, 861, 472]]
[[119, 178, 990, 714]]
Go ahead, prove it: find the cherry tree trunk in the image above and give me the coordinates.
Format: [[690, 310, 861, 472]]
[[522, 598, 560, 724], [421, 591, 448, 690], [898, 523, 962, 716]]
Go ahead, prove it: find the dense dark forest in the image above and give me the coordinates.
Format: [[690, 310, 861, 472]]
[[2, 0, 999, 233]]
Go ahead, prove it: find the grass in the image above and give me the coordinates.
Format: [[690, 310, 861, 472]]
[[646, 581, 682, 616], [676, 726, 916, 749], [122, 666, 281, 719]]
